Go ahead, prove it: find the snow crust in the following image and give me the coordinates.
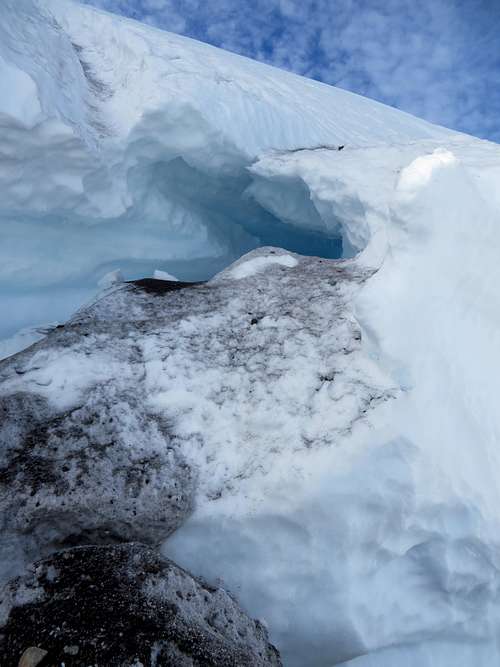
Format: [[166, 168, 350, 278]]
[[3, 1, 500, 666]]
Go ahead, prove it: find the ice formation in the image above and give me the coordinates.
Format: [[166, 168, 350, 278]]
[[2, 0, 500, 666]]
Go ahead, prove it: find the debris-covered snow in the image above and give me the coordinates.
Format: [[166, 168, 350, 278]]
[[1, 543, 281, 666], [3, 1, 500, 666]]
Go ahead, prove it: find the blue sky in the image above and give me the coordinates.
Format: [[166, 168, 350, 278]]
[[83, 0, 500, 143]]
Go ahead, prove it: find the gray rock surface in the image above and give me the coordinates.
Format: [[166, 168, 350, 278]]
[[0, 543, 281, 667], [17, 647, 48, 667]]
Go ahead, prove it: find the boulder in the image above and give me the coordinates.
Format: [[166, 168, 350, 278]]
[[0, 385, 194, 575], [0, 543, 282, 667]]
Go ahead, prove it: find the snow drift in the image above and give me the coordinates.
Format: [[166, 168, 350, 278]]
[[0, 0, 455, 352], [2, 1, 500, 666]]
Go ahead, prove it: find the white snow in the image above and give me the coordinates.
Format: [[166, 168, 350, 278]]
[[0, 326, 48, 362], [163, 140, 500, 666], [97, 269, 124, 288], [0, 0, 459, 350], [3, 1, 500, 666], [228, 254, 298, 280], [153, 269, 178, 281]]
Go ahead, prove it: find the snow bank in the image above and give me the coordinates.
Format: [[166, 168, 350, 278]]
[[0, 0, 459, 351], [163, 138, 500, 666]]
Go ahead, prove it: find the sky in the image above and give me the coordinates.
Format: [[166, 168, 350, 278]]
[[82, 0, 500, 143]]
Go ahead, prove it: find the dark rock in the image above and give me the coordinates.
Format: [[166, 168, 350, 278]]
[[0, 543, 282, 667], [0, 384, 194, 574], [17, 647, 48, 667]]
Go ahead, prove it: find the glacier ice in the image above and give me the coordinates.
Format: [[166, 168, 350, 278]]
[[2, 0, 500, 666]]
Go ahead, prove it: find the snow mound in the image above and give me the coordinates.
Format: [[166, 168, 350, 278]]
[[0, 0, 460, 349], [97, 268, 124, 288], [165, 145, 500, 667], [227, 252, 298, 280], [153, 269, 179, 281]]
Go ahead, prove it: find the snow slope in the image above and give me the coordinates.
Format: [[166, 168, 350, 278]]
[[3, 1, 500, 666]]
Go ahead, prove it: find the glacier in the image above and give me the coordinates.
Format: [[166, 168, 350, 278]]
[[2, 0, 500, 665]]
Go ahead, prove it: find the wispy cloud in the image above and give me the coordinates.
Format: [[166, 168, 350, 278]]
[[82, 0, 500, 142]]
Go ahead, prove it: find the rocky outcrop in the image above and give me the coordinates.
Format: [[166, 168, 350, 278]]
[[0, 260, 292, 665], [0, 543, 281, 666], [0, 249, 379, 577]]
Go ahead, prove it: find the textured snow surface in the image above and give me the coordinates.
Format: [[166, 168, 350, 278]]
[[3, 1, 500, 666], [164, 145, 500, 667]]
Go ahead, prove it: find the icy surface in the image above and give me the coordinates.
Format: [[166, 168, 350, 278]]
[[3, 1, 500, 666]]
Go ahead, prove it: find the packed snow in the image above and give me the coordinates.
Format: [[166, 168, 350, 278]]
[[153, 269, 178, 281], [228, 253, 298, 280], [97, 268, 124, 288], [164, 143, 500, 667], [2, 1, 500, 666]]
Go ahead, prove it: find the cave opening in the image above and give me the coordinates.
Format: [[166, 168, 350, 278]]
[[121, 156, 345, 283], [0, 155, 348, 353]]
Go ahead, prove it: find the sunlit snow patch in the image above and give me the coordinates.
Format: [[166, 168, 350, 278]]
[[228, 254, 298, 280]]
